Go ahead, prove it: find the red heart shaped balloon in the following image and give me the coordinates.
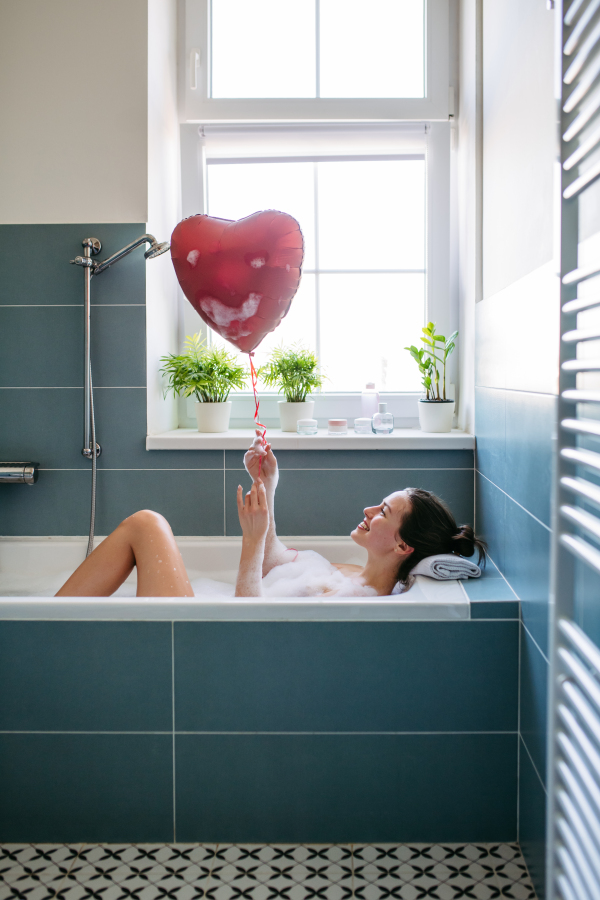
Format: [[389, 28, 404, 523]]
[[170, 210, 304, 353]]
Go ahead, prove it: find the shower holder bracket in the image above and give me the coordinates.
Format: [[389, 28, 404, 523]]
[[82, 443, 102, 460]]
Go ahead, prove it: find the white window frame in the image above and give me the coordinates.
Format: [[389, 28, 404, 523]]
[[177, 120, 451, 428], [182, 0, 450, 122], [173, 0, 454, 429]]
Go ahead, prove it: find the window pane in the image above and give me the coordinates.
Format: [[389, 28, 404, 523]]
[[319, 0, 424, 98], [211, 0, 316, 98], [207, 161, 316, 270], [319, 273, 424, 392], [317, 159, 425, 271], [209, 274, 317, 381]]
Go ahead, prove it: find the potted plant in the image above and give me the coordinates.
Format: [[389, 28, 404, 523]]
[[160, 333, 247, 433], [259, 343, 324, 432], [405, 323, 458, 433]]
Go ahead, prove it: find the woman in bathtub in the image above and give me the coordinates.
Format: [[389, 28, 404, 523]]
[[56, 432, 485, 599]]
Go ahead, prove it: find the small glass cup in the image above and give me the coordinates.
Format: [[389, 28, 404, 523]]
[[328, 418, 348, 435], [297, 418, 318, 435], [354, 417, 372, 434]]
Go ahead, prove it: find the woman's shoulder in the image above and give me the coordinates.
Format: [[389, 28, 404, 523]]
[[332, 562, 363, 576]]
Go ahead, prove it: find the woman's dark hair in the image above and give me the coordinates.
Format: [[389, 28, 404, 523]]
[[396, 487, 487, 586]]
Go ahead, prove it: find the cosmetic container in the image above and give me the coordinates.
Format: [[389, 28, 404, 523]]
[[372, 403, 394, 435], [328, 418, 348, 435], [354, 417, 372, 434], [297, 418, 318, 435]]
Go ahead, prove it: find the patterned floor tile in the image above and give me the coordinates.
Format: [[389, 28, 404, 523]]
[[496, 885, 535, 900], [0, 844, 536, 900], [485, 848, 520, 868]]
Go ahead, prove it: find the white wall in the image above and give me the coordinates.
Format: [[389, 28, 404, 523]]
[[482, 0, 556, 298], [146, 0, 181, 434], [456, 0, 482, 433], [0, 0, 148, 223]]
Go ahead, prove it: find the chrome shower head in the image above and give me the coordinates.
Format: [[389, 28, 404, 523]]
[[144, 241, 171, 260]]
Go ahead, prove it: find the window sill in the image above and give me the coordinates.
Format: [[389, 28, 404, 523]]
[[146, 428, 475, 451]]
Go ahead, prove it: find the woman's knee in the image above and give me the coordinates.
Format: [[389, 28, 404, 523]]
[[122, 509, 172, 537]]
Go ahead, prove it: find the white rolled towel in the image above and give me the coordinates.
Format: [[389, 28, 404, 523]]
[[411, 553, 481, 580], [391, 553, 481, 594]]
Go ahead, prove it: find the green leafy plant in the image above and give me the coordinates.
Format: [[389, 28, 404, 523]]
[[405, 345, 434, 398], [405, 323, 458, 400], [258, 343, 324, 402], [160, 333, 248, 403]]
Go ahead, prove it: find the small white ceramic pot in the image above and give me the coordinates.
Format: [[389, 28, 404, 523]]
[[195, 401, 232, 433], [418, 400, 454, 433], [278, 400, 315, 432]]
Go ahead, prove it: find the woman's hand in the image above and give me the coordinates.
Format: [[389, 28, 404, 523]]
[[244, 429, 279, 494], [237, 479, 269, 545]]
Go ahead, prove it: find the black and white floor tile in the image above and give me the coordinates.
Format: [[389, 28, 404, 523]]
[[0, 844, 536, 900]]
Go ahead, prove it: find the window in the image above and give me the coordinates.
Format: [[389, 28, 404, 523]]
[[178, 1, 453, 425], [204, 150, 425, 392], [183, 0, 450, 120], [210, 0, 424, 100]]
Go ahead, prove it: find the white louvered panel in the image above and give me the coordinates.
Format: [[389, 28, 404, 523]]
[[553, 2, 600, 899], [554, 621, 600, 900]]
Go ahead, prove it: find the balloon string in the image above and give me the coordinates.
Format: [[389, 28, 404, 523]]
[[249, 353, 267, 478]]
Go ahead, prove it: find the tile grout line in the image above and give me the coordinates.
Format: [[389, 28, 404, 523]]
[[476, 470, 552, 533], [0, 730, 520, 736], [519, 733, 548, 797], [522, 621, 550, 665], [50, 842, 86, 897], [481, 551, 520, 600], [517, 620, 521, 843], [172, 621, 176, 843], [34, 466, 474, 472]]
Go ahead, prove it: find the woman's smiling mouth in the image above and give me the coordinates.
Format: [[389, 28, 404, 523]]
[[358, 519, 370, 531]]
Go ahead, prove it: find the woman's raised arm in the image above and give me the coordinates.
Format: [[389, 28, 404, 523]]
[[243, 431, 292, 575], [235, 480, 269, 597]]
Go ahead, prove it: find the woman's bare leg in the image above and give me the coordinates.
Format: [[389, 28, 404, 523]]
[[55, 510, 194, 597]]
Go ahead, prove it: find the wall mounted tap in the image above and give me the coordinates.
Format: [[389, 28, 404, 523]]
[[0, 463, 39, 484]]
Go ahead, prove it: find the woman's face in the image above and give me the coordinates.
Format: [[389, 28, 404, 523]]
[[351, 490, 412, 556]]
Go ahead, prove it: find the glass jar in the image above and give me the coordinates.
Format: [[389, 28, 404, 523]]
[[328, 418, 348, 435], [354, 417, 372, 434], [297, 418, 318, 435]]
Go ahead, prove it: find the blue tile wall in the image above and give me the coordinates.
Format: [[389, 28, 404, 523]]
[[0, 227, 474, 538], [0, 617, 518, 842], [0, 733, 173, 843], [0, 222, 513, 846], [0, 622, 172, 731], [176, 733, 517, 843], [519, 624, 549, 786], [475, 318, 555, 896], [174, 622, 518, 732], [518, 739, 548, 900], [226, 467, 474, 537]]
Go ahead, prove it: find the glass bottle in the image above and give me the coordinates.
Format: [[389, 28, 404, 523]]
[[361, 382, 379, 419], [372, 402, 394, 435]]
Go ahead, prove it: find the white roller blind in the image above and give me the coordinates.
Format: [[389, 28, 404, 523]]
[[201, 123, 427, 161]]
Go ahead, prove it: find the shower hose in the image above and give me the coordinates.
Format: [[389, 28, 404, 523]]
[[86, 360, 97, 558]]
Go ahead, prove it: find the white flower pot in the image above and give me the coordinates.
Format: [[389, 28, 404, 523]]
[[195, 401, 232, 433], [278, 400, 315, 432], [418, 400, 454, 433]]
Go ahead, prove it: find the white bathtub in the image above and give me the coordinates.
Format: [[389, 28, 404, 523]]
[[0, 536, 470, 620]]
